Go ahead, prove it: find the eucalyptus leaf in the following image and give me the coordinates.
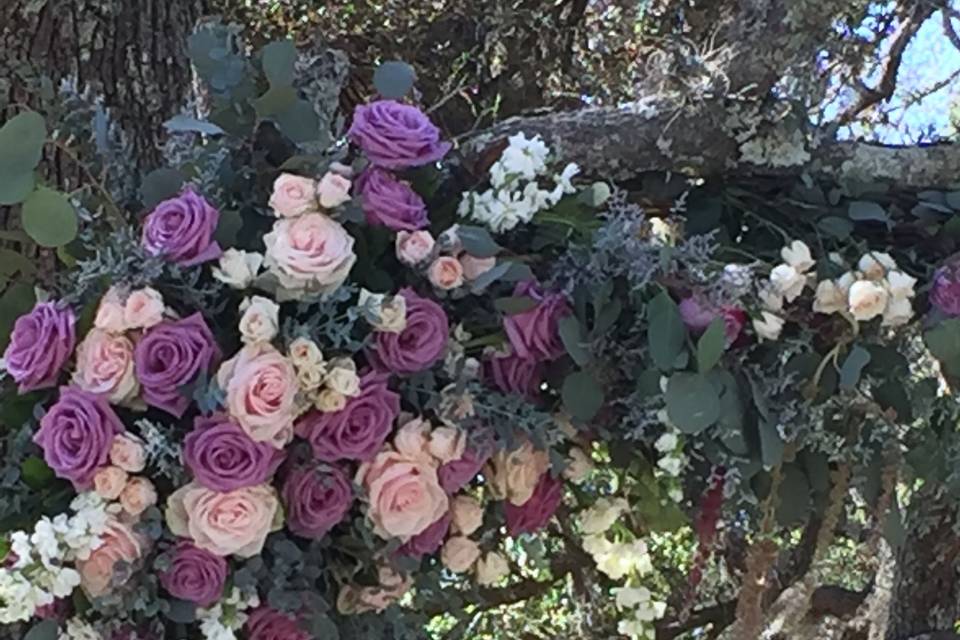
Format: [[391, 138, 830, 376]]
[[373, 60, 417, 99], [776, 465, 811, 526], [562, 370, 604, 421], [21, 187, 78, 248], [21, 456, 54, 489], [24, 619, 58, 640], [847, 200, 889, 224], [558, 315, 591, 366], [141, 168, 184, 209], [665, 372, 719, 434], [165, 598, 197, 623], [696, 317, 726, 373], [469, 261, 510, 291], [163, 114, 225, 136], [261, 39, 297, 86], [647, 291, 686, 371], [924, 319, 960, 377], [839, 345, 871, 390], [274, 99, 321, 144], [494, 295, 538, 315], [458, 225, 502, 258]]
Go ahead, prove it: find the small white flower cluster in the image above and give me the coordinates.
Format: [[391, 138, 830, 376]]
[[0, 493, 110, 623], [459, 133, 579, 232], [613, 585, 667, 640], [59, 617, 101, 640], [813, 251, 916, 327], [654, 431, 684, 479], [288, 337, 361, 413], [753, 240, 815, 341], [580, 498, 653, 580], [197, 586, 260, 640]]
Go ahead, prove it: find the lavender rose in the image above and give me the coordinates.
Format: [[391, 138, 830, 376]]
[[484, 350, 543, 397], [931, 257, 960, 316], [33, 387, 125, 489], [295, 373, 400, 462], [281, 464, 353, 539], [183, 415, 286, 492], [502, 281, 571, 362], [134, 313, 220, 417], [356, 167, 429, 231], [438, 445, 492, 494], [371, 288, 449, 375], [504, 472, 563, 536], [397, 511, 451, 558], [245, 606, 310, 640], [2, 301, 76, 393], [159, 541, 227, 607], [142, 188, 221, 266], [347, 100, 451, 169]]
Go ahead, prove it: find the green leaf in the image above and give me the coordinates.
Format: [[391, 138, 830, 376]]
[[0, 282, 36, 353], [697, 317, 726, 373], [494, 296, 538, 315], [758, 418, 784, 468], [817, 215, 853, 240], [0, 110, 46, 205], [141, 168, 184, 209], [274, 99, 321, 144], [373, 60, 417, 99], [665, 372, 720, 434], [562, 370, 604, 421], [776, 464, 811, 526], [839, 344, 871, 390], [24, 620, 58, 640], [253, 85, 297, 118], [0, 170, 36, 206], [592, 298, 622, 337], [458, 225, 502, 258], [21, 456, 54, 489], [21, 187, 78, 247], [925, 319, 960, 377], [647, 291, 686, 371], [214, 209, 243, 247], [261, 39, 297, 86], [558, 315, 591, 366], [847, 200, 889, 224]]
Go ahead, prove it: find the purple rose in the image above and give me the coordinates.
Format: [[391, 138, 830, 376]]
[[3, 301, 76, 393], [33, 387, 124, 489], [371, 288, 449, 375], [347, 100, 451, 169], [159, 541, 227, 607], [142, 188, 221, 266], [438, 446, 492, 494], [484, 350, 543, 397], [678, 296, 747, 345], [134, 313, 220, 417], [931, 258, 960, 316], [504, 473, 563, 536], [356, 167, 428, 231], [295, 372, 400, 462], [246, 606, 310, 640], [183, 414, 285, 492], [397, 511, 451, 558], [502, 281, 571, 362], [282, 464, 353, 539]]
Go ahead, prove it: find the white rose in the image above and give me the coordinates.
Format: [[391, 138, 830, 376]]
[[654, 432, 678, 453], [213, 249, 263, 289], [441, 536, 480, 573], [123, 287, 165, 330], [781, 240, 814, 272], [752, 311, 784, 341], [450, 495, 483, 536], [882, 296, 913, 327], [848, 280, 888, 321], [812, 280, 846, 315], [263, 213, 356, 298], [474, 552, 509, 586], [657, 455, 683, 476], [758, 283, 784, 312], [770, 264, 806, 302], [858, 251, 897, 280], [562, 447, 593, 484], [315, 388, 347, 412], [886, 270, 917, 300], [428, 426, 467, 464], [239, 296, 280, 344], [359, 289, 407, 333], [316, 171, 352, 209], [581, 497, 628, 535], [325, 358, 360, 397]]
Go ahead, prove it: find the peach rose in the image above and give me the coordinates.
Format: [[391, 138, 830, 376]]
[[263, 213, 356, 297], [475, 551, 509, 586], [317, 172, 352, 209], [427, 426, 466, 464], [450, 495, 483, 535], [357, 449, 449, 540], [77, 517, 145, 597], [73, 329, 139, 405], [94, 287, 126, 334], [485, 439, 550, 506], [269, 173, 318, 218], [110, 433, 147, 473], [165, 482, 281, 557], [123, 287, 164, 330], [121, 477, 158, 516], [239, 296, 280, 345], [563, 447, 593, 484], [428, 256, 464, 290], [217, 343, 298, 448], [336, 566, 412, 614], [395, 230, 435, 266], [441, 536, 480, 573], [460, 255, 497, 281], [94, 466, 128, 500]]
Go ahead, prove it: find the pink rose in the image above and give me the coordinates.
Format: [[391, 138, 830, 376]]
[[427, 426, 466, 464], [428, 257, 464, 290], [441, 535, 480, 573], [77, 518, 145, 598], [165, 482, 280, 557], [269, 173, 318, 218], [357, 449, 449, 541], [110, 433, 147, 473], [485, 439, 550, 506], [94, 466, 128, 500], [263, 213, 356, 296], [94, 288, 126, 334], [73, 329, 140, 405], [120, 477, 158, 516], [336, 567, 412, 614], [123, 287, 164, 330], [395, 230, 435, 266], [217, 344, 298, 448], [450, 495, 483, 535], [392, 417, 432, 461], [460, 255, 496, 281], [317, 172, 352, 209]]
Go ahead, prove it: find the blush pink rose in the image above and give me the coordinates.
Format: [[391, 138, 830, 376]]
[[428, 257, 464, 290], [77, 517, 145, 598], [110, 433, 146, 473], [165, 482, 281, 558], [485, 439, 550, 506], [73, 329, 140, 405], [123, 287, 164, 330], [94, 288, 126, 334], [263, 213, 356, 296], [217, 344, 298, 449], [120, 477, 158, 516], [93, 466, 128, 500], [317, 172, 352, 209], [336, 567, 412, 614], [395, 230, 435, 266], [460, 255, 496, 281], [356, 449, 449, 541], [269, 173, 318, 218]]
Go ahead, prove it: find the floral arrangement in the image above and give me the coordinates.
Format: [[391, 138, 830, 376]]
[[3, 29, 960, 640]]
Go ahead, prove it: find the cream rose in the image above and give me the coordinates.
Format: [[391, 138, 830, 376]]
[[485, 440, 550, 506], [358, 289, 407, 333], [441, 536, 480, 573], [93, 466, 128, 500], [239, 296, 280, 345], [780, 240, 814, 272], [858, 251, 897, 280], [882, 296, 913, 327], [217, 343, 298, 448], [123, 287, 164, 330], [450, 495, 483, 535], [563, 447, 593, 484], [263, 213, 356, 297], [428, 426, 466, 464], [110, 433, 147, 473], [475, 551, 509, 586], [752, 311, 784, 342], [269, 173, 318, 218], [769, 264, 806, 302], [317, 171, 352, 209], [324, 357, 360, 397], [77, 518, 145, 598], [848, 280, 888, 321], [428, 256, 465, 290], [356, 450, 450, 540], [887, 270, 917, 300], [73, 329, 139, 405], [393, 418, 432, 461], [395, 230, 435, 266], [813, 280, 846, 315], [289, 337, 324, 368], [314, 388, 347, 412], [121, 477, 158, 516], [212, 249, 263, 289], [460, 255, 497, 281], [165, 482, 281, 557], [94, 287, 126, 334]]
